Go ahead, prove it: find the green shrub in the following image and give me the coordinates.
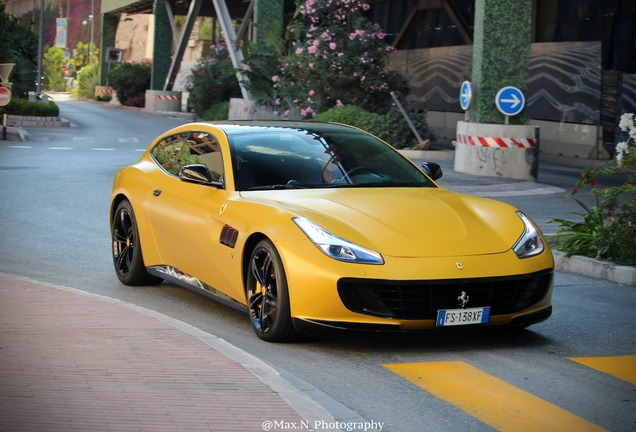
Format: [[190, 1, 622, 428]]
[[5, 97, 59, 116], [315, 104, 435, 149], [108, 60, 152, 107], [550, 112, 636, 266], [71, 63, 100, 99], [202, 101, 230, 121], [43, 46, 67, 92]]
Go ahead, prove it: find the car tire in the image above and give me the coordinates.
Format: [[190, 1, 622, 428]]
[[246, 239, 302, 342], [111, 200, 163, 286]]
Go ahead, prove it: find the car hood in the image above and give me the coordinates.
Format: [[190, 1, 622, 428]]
[[240, 187, 525, 258]]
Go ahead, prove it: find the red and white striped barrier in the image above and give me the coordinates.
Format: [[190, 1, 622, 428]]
[[155, 94, 181, 100], [457, 134, 536, 148]]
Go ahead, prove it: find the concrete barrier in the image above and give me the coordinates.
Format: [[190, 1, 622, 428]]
[[95, 86, 113, 100], [454, 121, 540, 181], [145, 90, 181, 112], [229, 98, 255, 120]]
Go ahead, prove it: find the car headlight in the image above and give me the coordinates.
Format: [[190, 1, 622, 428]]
[[513, 211, 545, 258], [293, 217, 384, 264]]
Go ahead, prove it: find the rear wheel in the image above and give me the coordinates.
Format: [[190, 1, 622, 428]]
[[246, 239, 301, 342], [111, 200, 162, 286]]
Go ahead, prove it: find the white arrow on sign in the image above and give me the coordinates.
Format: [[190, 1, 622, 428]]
[[500, 93, 521, 108], [495, 86, 525, 117]]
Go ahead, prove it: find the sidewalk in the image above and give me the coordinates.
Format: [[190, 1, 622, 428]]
[[0, 273, 339, 432]]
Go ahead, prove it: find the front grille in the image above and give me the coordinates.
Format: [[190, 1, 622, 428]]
[[337, 270, 553, 320]]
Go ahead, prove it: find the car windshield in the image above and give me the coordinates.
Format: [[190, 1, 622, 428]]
[[226, 123, 436, 191]]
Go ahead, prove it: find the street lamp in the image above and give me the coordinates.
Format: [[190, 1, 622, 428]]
[[81, 0, 95, 66], [89, 13, 93, 65], [90, 0, 95, 66]]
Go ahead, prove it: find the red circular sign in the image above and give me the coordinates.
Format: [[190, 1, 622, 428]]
[[0, 86, 11, 107]]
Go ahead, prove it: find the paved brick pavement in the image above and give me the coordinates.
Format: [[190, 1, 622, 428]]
[[0, 273, 313, 432]]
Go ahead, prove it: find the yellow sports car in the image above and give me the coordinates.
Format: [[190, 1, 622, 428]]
[[110, 121, 553, 342]]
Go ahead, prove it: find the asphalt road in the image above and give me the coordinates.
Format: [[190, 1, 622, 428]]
[[1, 95, 634, 431]]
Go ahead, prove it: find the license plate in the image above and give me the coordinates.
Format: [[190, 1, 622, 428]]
[[436, 307, 490, 327]]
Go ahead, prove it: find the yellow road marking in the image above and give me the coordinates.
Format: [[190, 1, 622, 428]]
[[384, 361, 606, 432], [569, 355, 636, 385]]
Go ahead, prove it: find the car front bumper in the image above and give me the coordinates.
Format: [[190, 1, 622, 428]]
[[276, 239, 554, 332]]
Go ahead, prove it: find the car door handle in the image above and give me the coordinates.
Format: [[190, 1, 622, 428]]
[[153, 189, 162, 196]]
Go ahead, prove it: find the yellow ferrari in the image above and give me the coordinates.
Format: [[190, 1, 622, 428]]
[[110, 121, 553, 342]]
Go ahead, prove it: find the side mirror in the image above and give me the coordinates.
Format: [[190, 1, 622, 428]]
[[179, 164, 224, 188], [421, 161, 443, 180]]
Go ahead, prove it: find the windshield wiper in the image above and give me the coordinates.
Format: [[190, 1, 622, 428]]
[[323, 182, 432, 188], [248, 183, 307, 190]]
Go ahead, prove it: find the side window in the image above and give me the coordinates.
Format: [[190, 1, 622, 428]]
[[151, 131, 223, 182]]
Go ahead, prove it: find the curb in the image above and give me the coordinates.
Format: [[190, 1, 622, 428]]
[[553, 251, 636, 286], [8, 115, 71, 127]]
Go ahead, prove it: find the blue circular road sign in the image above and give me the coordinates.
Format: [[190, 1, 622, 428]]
[[495, 86, 525, 116], [459, 81, 472, 111]]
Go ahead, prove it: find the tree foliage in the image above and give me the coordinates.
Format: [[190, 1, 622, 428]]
[[0, 3, 38, 98], [43, 47, 67, 91]]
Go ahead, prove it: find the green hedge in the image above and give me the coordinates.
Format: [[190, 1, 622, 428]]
[[201, 102, 230, 121], [4, 97, 60, 117], [314, 105, 435, 149]]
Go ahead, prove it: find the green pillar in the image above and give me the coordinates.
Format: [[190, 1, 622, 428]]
[[152, 0, 172, 90], [471, 0, 532, 125], [99, 15, 118, 86], [254, 0, 283, 51]]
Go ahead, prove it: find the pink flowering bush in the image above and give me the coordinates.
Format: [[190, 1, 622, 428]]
[[242, 0, 409, 118], [186, 44, 241, 117]]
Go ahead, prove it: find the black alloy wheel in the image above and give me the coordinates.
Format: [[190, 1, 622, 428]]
[[111, 200, 162, 286], [246, 239, 301, 342]]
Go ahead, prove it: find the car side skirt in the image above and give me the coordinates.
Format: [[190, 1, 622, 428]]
[[147, 265, 248, 313]]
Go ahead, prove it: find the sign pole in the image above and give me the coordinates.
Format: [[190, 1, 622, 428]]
[[2, 106, 6, 141]]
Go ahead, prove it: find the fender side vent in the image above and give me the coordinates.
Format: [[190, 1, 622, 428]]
[[220, 225, 239, 248]]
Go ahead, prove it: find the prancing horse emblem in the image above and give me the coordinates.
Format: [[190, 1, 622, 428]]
[[457, 291, 469, 308], [455, 262, 464, 270]]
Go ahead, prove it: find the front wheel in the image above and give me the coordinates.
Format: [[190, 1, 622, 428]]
[[111, 200, 162, 286], [246, 239, 302, 342]]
